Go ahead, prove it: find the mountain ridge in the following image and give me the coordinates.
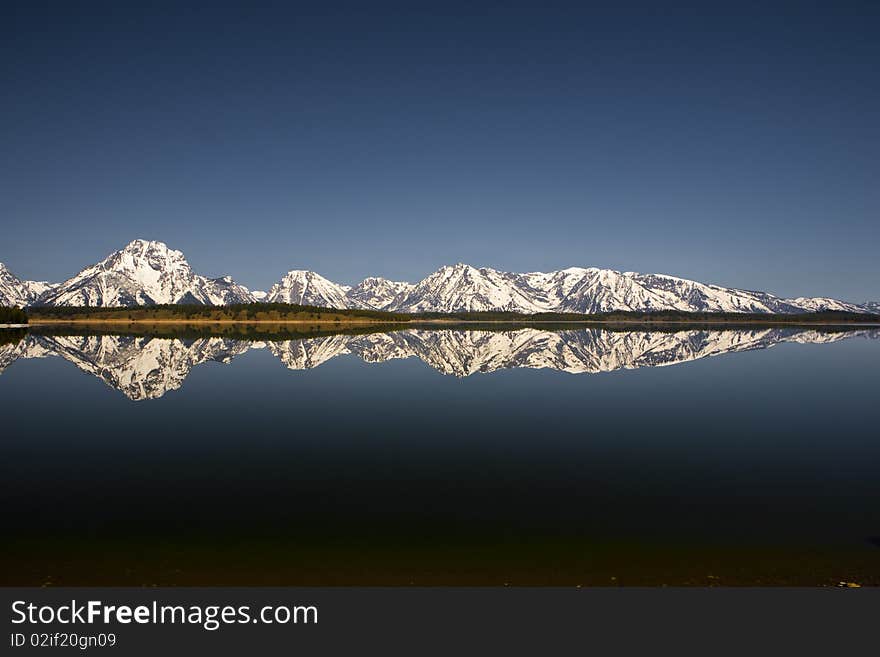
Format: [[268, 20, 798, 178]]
[[1, 239, 875, 314]]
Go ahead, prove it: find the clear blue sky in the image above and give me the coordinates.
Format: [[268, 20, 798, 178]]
[[1, 1, 878, 300]]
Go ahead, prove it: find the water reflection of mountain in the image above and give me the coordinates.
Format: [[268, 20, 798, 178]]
[[1, 327, 877, 401], [0, 334, 250, 401]]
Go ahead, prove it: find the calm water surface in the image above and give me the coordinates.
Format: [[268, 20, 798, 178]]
[[1, 325, 878, 585]]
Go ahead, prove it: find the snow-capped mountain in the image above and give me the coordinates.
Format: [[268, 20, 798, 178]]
[[4, 238, 874, 313], [23, 280, 56, 299], [392, 265, 873, 314], [524, 268, 805, 314], [385, 265, 869, 314], [345, 277, 414, 310], [36, 240, 255, 307], [0, 262, 56, 307], [389, 264, 546, 313], [265, 270, 351, 307], [259, 263, 872, 315], [3, 326, 877, 398]]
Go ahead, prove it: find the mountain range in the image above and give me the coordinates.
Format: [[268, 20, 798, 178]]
[[0, 239, 876, 314], [2, 327, 877, 400]]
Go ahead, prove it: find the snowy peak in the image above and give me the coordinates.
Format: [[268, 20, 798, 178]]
[[36, 239, 254, 307], [0, 262, 57, 307], [0, 263, 33, 307], [345, 277, 414, 310], [389, 264, 549, 313], [22, 280, 56, 299], [266, 270, 350, 308], [200, 275, 255, 306]]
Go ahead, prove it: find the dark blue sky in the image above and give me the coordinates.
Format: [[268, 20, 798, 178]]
[[2, 2, 878, 299]]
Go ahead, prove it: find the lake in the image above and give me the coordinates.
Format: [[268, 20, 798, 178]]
[[1, 324, 878, 585]]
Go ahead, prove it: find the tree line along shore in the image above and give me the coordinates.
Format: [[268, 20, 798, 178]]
[[1, 303, 878, 325], [0, 306, 28, 324]]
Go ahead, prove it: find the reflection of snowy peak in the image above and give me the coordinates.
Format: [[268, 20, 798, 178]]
[[37, 240, 254, 307], [1, 334, 249, 400], [2, 327, 876, 399], [215, 327, 880, 377], [353, 327, 877, 376], [266, 334, 353, 370]]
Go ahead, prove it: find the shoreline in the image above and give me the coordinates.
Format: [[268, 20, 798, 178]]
[[22, 318, 880, 328]]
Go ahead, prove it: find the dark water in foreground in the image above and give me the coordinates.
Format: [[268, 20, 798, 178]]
[[1, 324, 879, 585]]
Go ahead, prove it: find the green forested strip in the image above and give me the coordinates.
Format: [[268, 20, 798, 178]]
[[28, 303, 411, 322], [0, 306, 28, 323], [25, 304, 880, 324]]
